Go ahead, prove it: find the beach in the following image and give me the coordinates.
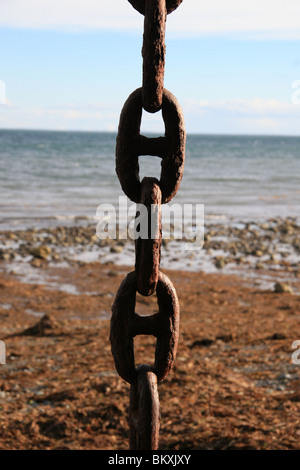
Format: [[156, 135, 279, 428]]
[[0, 218, 299, 450], [0, 129, 299, 450], [1, 0, 300, 450]]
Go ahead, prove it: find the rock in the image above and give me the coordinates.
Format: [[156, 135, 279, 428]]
[[274, 282, 294, 294], [277, 373, 293, 381], [215, 257, 226, 269], [30, 245, 51, 260], [8, 233, 17, 240], [216, 334, 233, 343], [110, 245, 123, 254], [255, 262, 265, 270], [20, 314, 59, 337], [107, 270, 119, 277], [0, 252, 11, 261], [31, 258, 43, 268], [190, 338, 214, 348], [255, 250, 264, 257], [268, 333, 287, 340], [35, 389, 75, 403], [279, 222, 294, 234]]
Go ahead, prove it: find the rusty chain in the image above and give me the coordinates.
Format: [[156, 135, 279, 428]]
[[110, 0, 186, 450]]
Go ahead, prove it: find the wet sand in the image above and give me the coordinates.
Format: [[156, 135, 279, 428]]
[[0, 237, 300, 450]]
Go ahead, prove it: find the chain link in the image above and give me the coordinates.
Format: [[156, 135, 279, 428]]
[[110, 0, 185, 450]]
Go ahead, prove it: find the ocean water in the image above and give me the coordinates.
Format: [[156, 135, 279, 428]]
[[0, 129, 299, 231]]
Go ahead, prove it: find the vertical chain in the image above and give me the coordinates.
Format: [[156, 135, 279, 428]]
[[142, 0, 166, 113], [110, 0, 185, 450]]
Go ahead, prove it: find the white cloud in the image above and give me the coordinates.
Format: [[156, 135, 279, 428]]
[[1, 0, 300, 39], [186, 98, 300, 116], [0, 102, 120, 132], [183, 98, 300, 134], [1, 98, 300, 135]]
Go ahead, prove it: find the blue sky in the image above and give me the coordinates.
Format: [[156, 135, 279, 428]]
[[1, 0, 300, 135]]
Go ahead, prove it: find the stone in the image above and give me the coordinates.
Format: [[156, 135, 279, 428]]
[[31, 258, 43, 268], [30, 245, 51, 260], [110, 245, 123, 254], [256, 262, 264, 270], [20, 314, 58, 337], [215, 257, 226, 269], [255, 250, 264, 257], [274, 282, 294, 294]]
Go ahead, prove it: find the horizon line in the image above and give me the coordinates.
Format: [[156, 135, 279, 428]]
[[0, 127, 300, 138]]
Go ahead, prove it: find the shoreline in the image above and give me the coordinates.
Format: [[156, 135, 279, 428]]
[[0, 215, 300, 449], [0, 215, 299, 296]]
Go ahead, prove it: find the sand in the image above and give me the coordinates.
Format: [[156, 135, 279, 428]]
[[0, 250, 299, 450]]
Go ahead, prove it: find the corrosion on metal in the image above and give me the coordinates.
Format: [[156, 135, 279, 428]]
[[129, 364, 160, 450], [110, 271, 180, 385], [135, 176, 162, 296], [142, 0, 166, 113], [128, 0, 183, 15], [115, 87, 186, 204], [111, 0, 185, 450]]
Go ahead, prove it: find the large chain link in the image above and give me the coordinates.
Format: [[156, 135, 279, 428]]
[[110, 0, 186, 450]]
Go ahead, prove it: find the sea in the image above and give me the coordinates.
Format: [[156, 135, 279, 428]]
[[0, 129, 299, 232]]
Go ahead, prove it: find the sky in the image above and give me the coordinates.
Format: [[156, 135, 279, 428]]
[[0, 0, 300, 135]]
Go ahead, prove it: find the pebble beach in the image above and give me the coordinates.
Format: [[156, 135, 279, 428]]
[[1, 130, 300, 450], [0, 215, 299, 450]]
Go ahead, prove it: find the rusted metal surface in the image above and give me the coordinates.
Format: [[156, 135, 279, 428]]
[[115, 87, 186, 204], [135, 177, 162, 296], [110, 0, 185, 450], [129, 365, 160, 450], [142, 0, 166, 113], [110, 271, 180, 384], [128, 0, 183, 15]]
